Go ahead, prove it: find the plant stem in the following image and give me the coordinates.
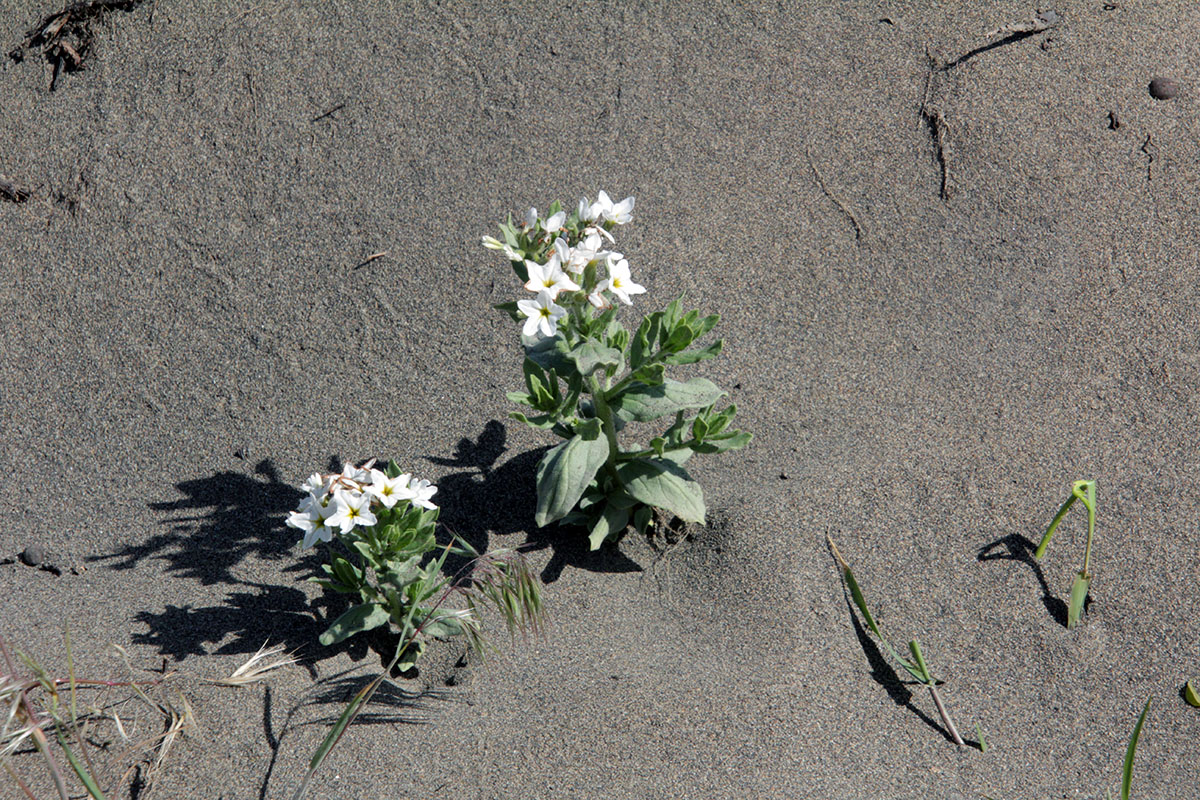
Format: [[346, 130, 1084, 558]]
[[927, 683, 965, 748], [1034, 494, 1076, 560], [1081, 494, 1096, 577], [588, 374, 622, 481]]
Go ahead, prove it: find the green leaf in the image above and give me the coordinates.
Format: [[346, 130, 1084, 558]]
[[421, 616, 465, 639], [1184, 681, 1200, 708], [494, 301, 522, 322], [632, 505, 653, 535], [535, 434, 611, 526], [610, 378, 725, 422], [570, 339, 623, 376], [588, 504, 631, 551], [56, 724, 107, 799], [573, 416, 603, 440], [510, 410, 556, 429], [1067, 570, 1090, 630], [691, 431, 753, 454], [378, 555, 422, 591], [1121, 698, 1150, 800], [665, 339, 724, 365], [507, 391, 535, 407], [1034, 493, 1077, 560], [525, 335, 573, 373], [319, 602, 391, 646], [615, 458, 705, 524]]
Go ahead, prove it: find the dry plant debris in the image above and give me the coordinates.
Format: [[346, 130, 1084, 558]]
[[8, 0, 147, 91]]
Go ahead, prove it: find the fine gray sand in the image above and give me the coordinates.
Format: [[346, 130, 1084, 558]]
[[3, 2, 1199, 798]]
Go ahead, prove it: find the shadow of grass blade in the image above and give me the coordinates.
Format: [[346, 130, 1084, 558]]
[[1121, 697, 1150, 800]]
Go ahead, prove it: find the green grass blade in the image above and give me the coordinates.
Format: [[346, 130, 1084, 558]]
[[54, 725, 106, 800], [975, 723, 988, 753], [842, 565, 883, 639], [1067, 570, 1091, 630], [1184, 681, 1200, 707], [908, 640, 933, 685], [1121, 697, 1150, 800], [1034, 494, 1076, 560]]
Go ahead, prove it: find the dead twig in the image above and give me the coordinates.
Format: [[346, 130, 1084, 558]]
[[353, 251, 390, 269], [311, 103, 346, 123]]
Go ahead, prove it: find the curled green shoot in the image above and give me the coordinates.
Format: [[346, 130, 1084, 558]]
[[1034, 480, 1097, 630]]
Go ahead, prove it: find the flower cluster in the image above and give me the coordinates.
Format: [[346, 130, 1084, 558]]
[[483, 190, 644, 339], [286, 459, 438, 549]]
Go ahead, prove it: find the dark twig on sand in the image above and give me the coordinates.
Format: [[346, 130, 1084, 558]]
[[311, 103, 346, 123], [806, 145, 865, 241]]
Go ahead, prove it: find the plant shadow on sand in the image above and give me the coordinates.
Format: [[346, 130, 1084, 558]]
[[429, 419, 642, 584], [977, 533, 1069, 628], [843, 601, 983, 750], [91, 458, 378, 668]]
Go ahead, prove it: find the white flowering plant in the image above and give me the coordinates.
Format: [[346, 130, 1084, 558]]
[[484, 192, 751, 550], [286, 459, 542, 671]]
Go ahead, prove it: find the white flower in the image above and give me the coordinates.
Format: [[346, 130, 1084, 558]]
[[590, 190, 634, 225], [326, 490, 378, 534], [482, 235, 523, 262], [288, 499, 337, 548], [600, 257, 646, 305], [587, 289, 611, 310], [525, 207, 538, 229], [554, 235, 608, 275], [578, 196, 598, 222], [517, 289, 567, 338], [409, 478, 439, 510], [545, 210, 566, 233], [523, 254, 579, 298], [299, 473, 327, 496], [365, 468, 415, 509]]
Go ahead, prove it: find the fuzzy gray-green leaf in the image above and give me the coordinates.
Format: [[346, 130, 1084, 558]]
[[570, 339, 623, 376], [588, 504, 631, 550], [319, 602, 391, 646], [610, 378, 724, 422], [614, 458, 705, 523], [534, 434, 610, 526]]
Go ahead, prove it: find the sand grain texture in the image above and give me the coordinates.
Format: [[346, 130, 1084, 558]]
[[2, 1, 1199, 798]]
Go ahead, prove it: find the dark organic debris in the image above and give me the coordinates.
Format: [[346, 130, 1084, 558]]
[[0, 179, 32, 203], [9, 0, 146, 91], [1107, 110, 1121, 130], [1149, 77, 1179, 100]]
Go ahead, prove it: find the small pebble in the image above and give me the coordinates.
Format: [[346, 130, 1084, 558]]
[[20, 545, 45, 566], [1149, 77, 1179, 100]]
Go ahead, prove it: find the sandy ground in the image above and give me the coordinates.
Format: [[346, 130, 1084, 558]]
[[2, 1, 1200, 798]]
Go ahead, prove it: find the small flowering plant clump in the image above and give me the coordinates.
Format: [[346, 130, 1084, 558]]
[[286, 459, 541, 671], [484, 192, 751, 550]]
